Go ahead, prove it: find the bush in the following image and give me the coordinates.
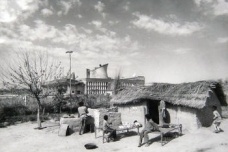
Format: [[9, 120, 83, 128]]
[[28, 115, 36, 121], [0, 107, 5, 122], [87, 94, 111, 108], [0, 93, 111, 124]]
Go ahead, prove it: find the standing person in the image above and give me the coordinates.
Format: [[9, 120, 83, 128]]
[[103, 115, 117, 142], [78, 101, 88, 135], [138, 114, 160, 147], [212, 106, 222, 133]]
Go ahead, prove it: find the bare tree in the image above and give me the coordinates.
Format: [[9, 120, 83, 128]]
[[1, 50, 62, 129]]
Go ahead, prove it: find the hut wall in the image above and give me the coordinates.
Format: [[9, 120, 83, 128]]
[[166, 105, 199, 132], [94, 109, 121, 128], [197, 90, 222, 127], [206, 90, 222, 113], [118, 102, 147, 126], [196, 107, 212, 127]]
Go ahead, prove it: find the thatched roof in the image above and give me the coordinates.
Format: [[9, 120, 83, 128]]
[[111, 81, 227, 109]]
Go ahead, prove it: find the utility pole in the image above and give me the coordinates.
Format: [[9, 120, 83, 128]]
[[66, 51, 73, 113]]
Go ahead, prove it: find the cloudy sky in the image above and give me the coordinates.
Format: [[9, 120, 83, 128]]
[[0, 0, 228, 84]]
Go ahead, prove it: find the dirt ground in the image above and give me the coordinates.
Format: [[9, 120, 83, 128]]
[[0, 119, 228, 152]]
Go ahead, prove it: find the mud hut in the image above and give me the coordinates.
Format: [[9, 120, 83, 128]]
[[111, 81, 227, 131]]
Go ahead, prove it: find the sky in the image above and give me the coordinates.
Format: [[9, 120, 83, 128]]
[[0, 0, 228, 84]]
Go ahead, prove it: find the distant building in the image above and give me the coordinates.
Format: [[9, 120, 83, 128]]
[[43, 72, 85, 97], [42, 64, 145, 96], [82, 64, 145, 95]]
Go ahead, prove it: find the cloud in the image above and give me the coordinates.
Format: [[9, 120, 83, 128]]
[[78, 14, 83, 18], [0, 37, 6, 44], [52, 24, 80, 45], [58, 1, 71, 15], [58, 0, 82, 16], [108, 20, 119, 26], [81, 27, 92, 34], [1, 17, 140, 68], [172, 48, 191, 54], [0, 0, 40, 23], [123, 1, 130, 11], [18, 20, 58, 41], [131, 13, 203, 36], [0, 26, 19, 38], [194, 0, 228, 16], [89, 20, 107, 33], [94, 1, 106, 18], [94, 1, 105, 12], [217, 37, 228, 43], [90, 20, 102, 28], [74, 0, 82, 6], [41, 8, 53, 17], [0, 6, 17, 23], [213, 1, 228, 16], [0, 36, 32, 47], [79, 34, 139, 68]]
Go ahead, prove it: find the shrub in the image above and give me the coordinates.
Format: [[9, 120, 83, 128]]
[[87, 94, 111, 108], [0, 106, 5, 122], [28, 115, 36, 121]]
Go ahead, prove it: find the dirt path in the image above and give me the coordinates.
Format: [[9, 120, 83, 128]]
[[0, 119, 228, 152]]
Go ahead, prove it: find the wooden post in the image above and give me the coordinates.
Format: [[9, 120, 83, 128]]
[[159, 100, 166, 126]]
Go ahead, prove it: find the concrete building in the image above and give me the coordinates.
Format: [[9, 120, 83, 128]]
[[42, 64, 145, 96], [83, 64, 145, 95]]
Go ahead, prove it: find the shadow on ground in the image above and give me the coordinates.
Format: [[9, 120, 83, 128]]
[[116, 131, 138, 140], [146, 132, 184, 147]]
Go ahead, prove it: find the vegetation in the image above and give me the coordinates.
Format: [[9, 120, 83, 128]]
[[52, 86, 67, 113], [0, 93, 111, 126], [0, 50, 62, 128]]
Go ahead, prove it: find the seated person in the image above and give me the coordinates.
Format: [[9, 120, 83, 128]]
[[103, 115, 117, 142], [138, 114, 160, 147]]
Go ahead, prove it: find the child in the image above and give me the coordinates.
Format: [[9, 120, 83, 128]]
[[212, 106, 222, 133], [103, 115, 116, 142]]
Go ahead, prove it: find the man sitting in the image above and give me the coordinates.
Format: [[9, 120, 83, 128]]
[[138, 114, 160, 147]]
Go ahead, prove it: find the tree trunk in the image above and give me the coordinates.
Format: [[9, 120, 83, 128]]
[[42, 107, 45, 116], [37, 103, 42, 128], [34, 94, 42, 129]]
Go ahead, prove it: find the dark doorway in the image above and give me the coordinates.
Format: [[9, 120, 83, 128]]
[[147, 101, 159, 124]]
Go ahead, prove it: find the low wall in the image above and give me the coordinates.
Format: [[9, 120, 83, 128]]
[[60, 117, 81, 133], [60, 115, 95, 133], [118, 103, 146, 126], [167, 105, 199, 132], [222, 106, 228, 118], [94, 109, 121, 128]]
